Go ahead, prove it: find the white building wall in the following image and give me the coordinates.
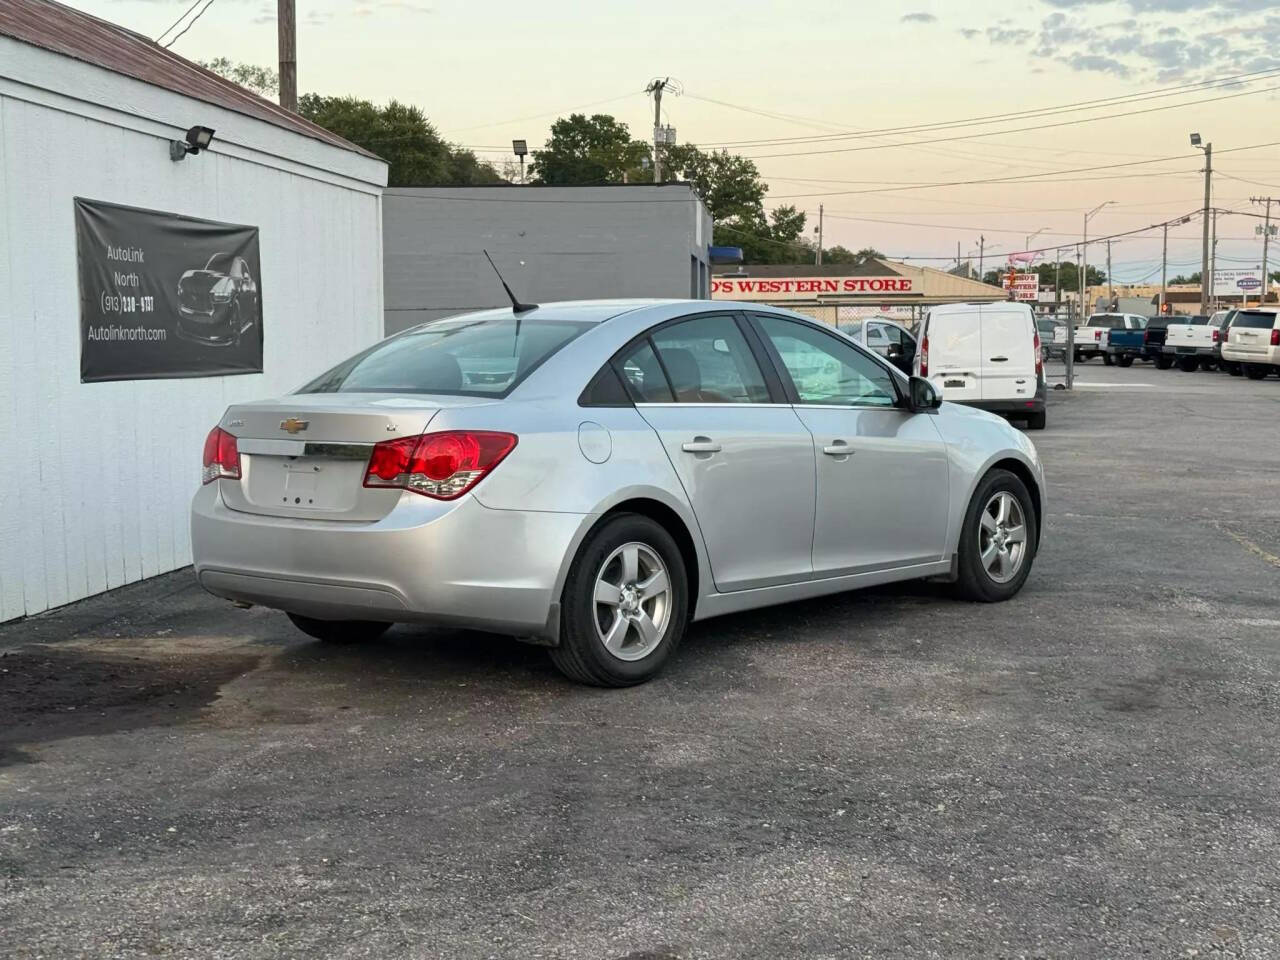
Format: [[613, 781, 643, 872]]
[[0, 39, 387, 622]]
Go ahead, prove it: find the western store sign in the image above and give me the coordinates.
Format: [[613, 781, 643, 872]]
[[711, 275, 915, 301]]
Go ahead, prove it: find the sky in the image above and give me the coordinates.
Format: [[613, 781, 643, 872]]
[[72, 0, 1280, 282]]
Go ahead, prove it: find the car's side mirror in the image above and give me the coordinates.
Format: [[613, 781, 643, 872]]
[[886, 342, 904, 359], [908, 376, 942, 412]]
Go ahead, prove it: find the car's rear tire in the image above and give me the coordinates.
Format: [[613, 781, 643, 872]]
[[550, 513, 689, 687], [287, 613, 391, 643], [1177, 356, 1200, 372], [1102, 353, 1115, 366], [1199, 357, 1216, 371], [1025, 410, 1046, 430], [1116, 355, 1134, 367], [1154, 355, 1173, 370], [1074, 352, 1087, 364], [954, 469, 1038, 603], [1244, 363, 1269, 380]]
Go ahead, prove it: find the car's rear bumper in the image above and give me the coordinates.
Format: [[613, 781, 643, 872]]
[[1221, 345, 1277, 364], [1163, 345, 1215, 356], [190, 484, 586, 638], [959, 379, 1046, 416]]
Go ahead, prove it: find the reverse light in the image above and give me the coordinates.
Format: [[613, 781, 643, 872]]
[[919, 336, 929, 377], [201, 426, 240, 484], [363, 430, 518, 500]]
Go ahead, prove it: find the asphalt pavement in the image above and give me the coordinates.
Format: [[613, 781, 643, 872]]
[[2, 359, 1279, 959]]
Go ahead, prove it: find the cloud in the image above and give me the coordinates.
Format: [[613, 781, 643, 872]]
[[986, 26, 1035, 44], [1063, 53, 1132, 76], [900, 12, 937, 22], [960, 27, 981, 38], [1024, 0, 1280, 80]]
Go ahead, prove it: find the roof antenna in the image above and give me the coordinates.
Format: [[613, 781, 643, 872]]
[[482, 250, 538, 314]]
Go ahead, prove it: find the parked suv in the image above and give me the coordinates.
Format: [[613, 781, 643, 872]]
[[1220, 308, 1280, 379]]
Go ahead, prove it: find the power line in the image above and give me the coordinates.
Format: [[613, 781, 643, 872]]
[[733, 83, 1280, 160], [162, 0, 215, 48], [155, 0, 204, 43], [762, 140, 1280, 201], [687, 67, 1280, 151], [441, 92, 643, 136]]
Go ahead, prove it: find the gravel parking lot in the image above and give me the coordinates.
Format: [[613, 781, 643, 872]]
[[2, 361, 1278, 960]]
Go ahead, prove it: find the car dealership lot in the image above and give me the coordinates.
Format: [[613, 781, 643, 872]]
[[2, 363, 1279, 959]]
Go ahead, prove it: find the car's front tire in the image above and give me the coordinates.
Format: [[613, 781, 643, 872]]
[[954, 469, 1038, 603], [550, 514, 689, 687], [287, 613, 391, 643]]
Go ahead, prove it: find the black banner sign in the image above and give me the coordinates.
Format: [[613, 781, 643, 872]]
[[75, 198, 264, 382]]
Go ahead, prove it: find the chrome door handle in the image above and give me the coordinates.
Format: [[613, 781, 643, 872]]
[[822, 441, 854, 457], [989, 356, 1009, 362], [681, 437, 722, 454]]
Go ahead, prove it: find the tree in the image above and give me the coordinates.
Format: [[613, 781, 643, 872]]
[[298, 94, 501, 186], [822, 245, 883, 266], [199, 57, 277, 98], [529, 114, 651, 185], [662, 145, 766, 222], [1169, 271, 1201, 285]]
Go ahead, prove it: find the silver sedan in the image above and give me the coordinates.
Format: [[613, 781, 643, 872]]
[[192, 299, 1045, 686]]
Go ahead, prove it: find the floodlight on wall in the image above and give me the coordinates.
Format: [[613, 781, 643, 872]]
[[170, 125, 216, 161]]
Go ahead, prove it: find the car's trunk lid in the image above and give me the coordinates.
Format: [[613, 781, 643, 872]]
[[216, 393, 490, 522]]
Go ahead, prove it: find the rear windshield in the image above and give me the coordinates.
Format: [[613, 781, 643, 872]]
[[1182, 316, 1210, 325], [1233, 311, 1279, 329], [1087, 314, 1125, 327], [299, 316, 586, 396]]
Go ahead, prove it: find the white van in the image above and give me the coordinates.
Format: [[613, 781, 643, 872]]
[[915, 302, 1046, 430]]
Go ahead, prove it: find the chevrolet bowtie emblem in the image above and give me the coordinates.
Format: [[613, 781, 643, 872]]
[[279, 418, 310, 434]]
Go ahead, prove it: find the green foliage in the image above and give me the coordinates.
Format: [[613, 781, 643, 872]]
[[297, 94, 502, 186], [662, 145, 765, 222], [528, 114, 651, 185], [1169, 271, 1201, 285], [822, 245, 884, 266], [199, 57, 277, 98], [982, 262, 1105, 288]]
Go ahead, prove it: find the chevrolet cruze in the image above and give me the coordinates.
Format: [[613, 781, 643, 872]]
[[191, 300, 1045, 686]]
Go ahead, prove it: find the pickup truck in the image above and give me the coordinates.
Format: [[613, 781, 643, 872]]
[[1162, 314, 1219, 371], [1143, 316, 1173, 368], [1076, 313, 1147, 366]]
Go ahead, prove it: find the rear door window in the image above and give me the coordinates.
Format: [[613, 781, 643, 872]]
[[615, 341, 674, 402], [1233, 311, 1279, 329], [648, 314, 771, 404]]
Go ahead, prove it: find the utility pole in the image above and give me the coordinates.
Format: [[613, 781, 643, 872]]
[[277, 0, 297, 111], [1160, 221, 1169, 314], [1252, 196, 1274, 307], [1106, 239, 1113, 306], [978, 235, 985, 281], [815, 204, 824, 266], [646, 77, 668, 183], [1055, 249, 1063, 310], [1210, 209, 1219, 311], [957, 241, 962, 276], [1197, 140, 1212, 314]]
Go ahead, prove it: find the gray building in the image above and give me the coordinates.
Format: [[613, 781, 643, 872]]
[[383, 184, 713, 333]]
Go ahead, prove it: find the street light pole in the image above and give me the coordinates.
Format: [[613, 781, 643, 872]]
[[1192, 133, 1212, 314], [1073, 201, 1113, 389]]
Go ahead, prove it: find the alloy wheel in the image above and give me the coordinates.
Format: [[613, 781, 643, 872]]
[[979, 492, 1028, 584], [592, 542, 672, 661]]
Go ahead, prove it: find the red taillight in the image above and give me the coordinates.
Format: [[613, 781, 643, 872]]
[[201, 426, 240, 484], [919, 336, 929, 377], [363, 430, 517, 500], [1271, 328, 1280, 346], [1094, 330, 1103, 341], [1033, 331, 1043, 377], [1212, 328, 1220, 343]]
